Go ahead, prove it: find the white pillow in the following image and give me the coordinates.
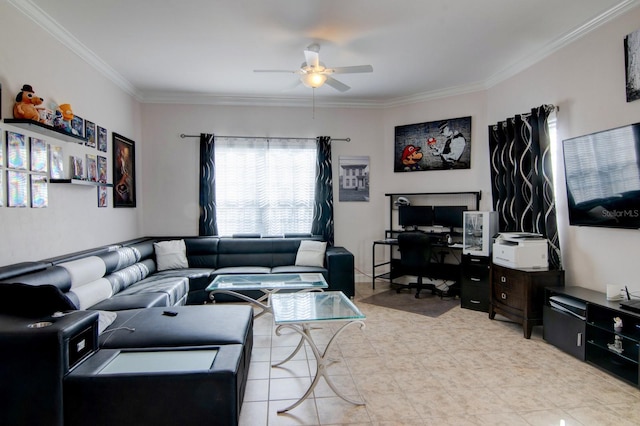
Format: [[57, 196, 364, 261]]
[[295, 240, 327, 267], [154, 239, 189, 271]]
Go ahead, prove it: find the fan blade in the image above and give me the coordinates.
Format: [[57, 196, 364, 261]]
[[325, 76, 350, 92], [253, 69, 297, 73], [326, 65, 373, 74], [304, 49, 320, 69]]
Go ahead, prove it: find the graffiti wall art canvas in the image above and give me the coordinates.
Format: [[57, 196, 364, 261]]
[[394, 116, 471, 172]]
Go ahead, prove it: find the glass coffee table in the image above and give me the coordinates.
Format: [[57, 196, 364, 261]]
[[270, 291, 366, 413], [206, 273, 328, 318]]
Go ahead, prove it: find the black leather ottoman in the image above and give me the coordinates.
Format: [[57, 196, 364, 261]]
[[64, 344, 247, 426], [100, 305, 253, 380], [100, 305, 253, 349]]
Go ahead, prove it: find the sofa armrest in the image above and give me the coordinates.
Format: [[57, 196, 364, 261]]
[[325, 246, 355, 298]]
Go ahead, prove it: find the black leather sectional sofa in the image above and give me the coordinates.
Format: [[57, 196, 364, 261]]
[[0, 235, 355, 426], [0, 235, 354, 310]]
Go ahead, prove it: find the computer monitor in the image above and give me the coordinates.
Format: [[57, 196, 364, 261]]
[[433, 206, 467, 230], [398, 205, 434, 228]]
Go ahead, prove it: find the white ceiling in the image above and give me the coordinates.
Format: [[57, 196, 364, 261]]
[[16, 0, 640, 107]]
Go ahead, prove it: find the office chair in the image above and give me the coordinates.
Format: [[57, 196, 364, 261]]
[[396, 231, 435, 299]]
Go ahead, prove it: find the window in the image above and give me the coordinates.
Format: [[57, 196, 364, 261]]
[[214, 138, 316, 235]]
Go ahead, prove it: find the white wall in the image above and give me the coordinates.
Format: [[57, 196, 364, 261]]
[[2, 1, 640, 296], [487, 6, 640, 292], [0, 2, 142, 265]]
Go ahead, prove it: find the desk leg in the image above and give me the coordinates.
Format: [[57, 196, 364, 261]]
[[273, 321, 366, 413], [372, 243, 376, 290]]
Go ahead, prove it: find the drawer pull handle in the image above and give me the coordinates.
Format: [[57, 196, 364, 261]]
[[470, 258, 480, 262], [471, 278, 481, 282], [500, 276, 506, 283], [577, 332, 582, 347], [501, 292, 507, 300], [470, 300, 481, 304]]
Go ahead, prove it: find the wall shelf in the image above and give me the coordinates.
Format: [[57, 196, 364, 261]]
[[3, 118, 88, 144], [50, 179, 112, 188]]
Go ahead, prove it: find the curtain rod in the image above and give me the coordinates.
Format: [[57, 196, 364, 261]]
[[179, 134, 350, 142]]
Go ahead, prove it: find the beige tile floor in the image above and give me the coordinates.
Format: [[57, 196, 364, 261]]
[[239, 281, 640, 425]]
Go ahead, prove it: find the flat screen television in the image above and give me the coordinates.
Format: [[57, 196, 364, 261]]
[[398, 205, 433, 228], [433, 206, 467, 230], [562, 122, 640, 229]]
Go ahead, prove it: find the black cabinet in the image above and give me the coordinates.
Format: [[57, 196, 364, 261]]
[[543, 289, 586, 360], [461, 255, 490, 312], [544, 286, 640, 387]]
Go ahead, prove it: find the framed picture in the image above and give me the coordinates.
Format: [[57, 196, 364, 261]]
[[85, 120, 96, 148], [97, 155, 107, 183], [7, 131, 27, 170], [97, 126, 108, 152], [394, 116, 471, 172], [30, 137, 47, 173], [49, 145, 64, 179], [625, 28, 640, 102], [8, 170, 28, 207], [86, 154, 97, 182], [98, 186, 108, 207], [112, 133, 136, 207], [71, 115, 84, 139], [30, 175, 48, 208], [339, 156, 370, 202], [71, 156, 84, 179]]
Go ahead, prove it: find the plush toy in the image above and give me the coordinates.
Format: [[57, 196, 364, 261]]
[[13, 84, 44, 122]]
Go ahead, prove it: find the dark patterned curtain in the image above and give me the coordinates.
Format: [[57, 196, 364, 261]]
[[311, 136, 334, 246], [199, 133, 217, 236], [488, 105, 561, 269]]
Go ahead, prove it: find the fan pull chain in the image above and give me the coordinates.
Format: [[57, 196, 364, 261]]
[[312, 88, 316, 119]]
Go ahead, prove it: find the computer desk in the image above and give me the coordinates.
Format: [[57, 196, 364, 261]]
[[371, 232, 463, 290]]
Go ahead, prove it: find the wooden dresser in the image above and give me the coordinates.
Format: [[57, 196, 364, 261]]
[[489, 263, 564, 338]]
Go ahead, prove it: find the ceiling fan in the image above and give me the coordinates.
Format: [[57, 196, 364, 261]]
[[254, 43, 373, 92]]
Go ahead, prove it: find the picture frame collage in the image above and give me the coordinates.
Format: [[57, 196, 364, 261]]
[[61, 117, 110, 207], [0, 130, 49, 208], [1, 120, 111, 208]]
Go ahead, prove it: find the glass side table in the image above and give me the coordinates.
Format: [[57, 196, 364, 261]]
[[270, 291, 366, 413]]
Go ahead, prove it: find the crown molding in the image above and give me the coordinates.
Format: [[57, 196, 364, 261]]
[[8, 0, 142, 101], [381, 81, 490, 108], [12, 0, 640, 109], [485, 0, 640, 88], [140, 92, 386, 109]]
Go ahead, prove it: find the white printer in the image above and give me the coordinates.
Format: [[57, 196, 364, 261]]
[[492, 232, 548, 270]]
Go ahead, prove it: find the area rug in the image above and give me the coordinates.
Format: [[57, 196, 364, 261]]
[[359, 290, 459, 317]]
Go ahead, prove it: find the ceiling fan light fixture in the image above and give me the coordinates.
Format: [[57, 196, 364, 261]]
[[301, 72, 327, 88]]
